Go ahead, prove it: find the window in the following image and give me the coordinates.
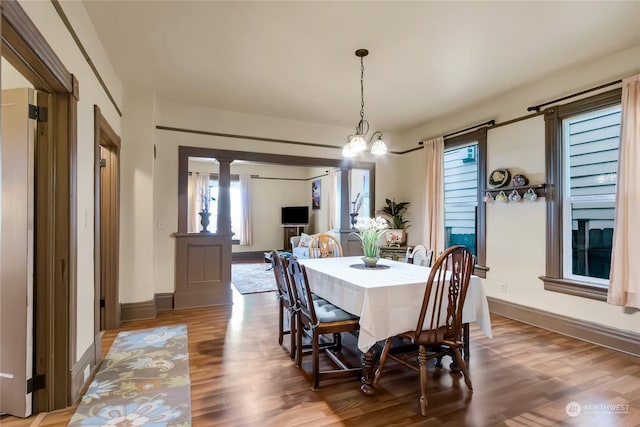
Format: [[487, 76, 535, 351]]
[[443, 129, 487, 275], [563, 106, 620, 284], [542, 88, 622, 300], [444, 144, 478, 255]]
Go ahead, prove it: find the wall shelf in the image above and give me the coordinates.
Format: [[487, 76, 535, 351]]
[[483, 183, 546, 200]]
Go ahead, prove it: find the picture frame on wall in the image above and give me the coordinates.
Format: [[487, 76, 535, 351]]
[[312, 179, 321, 210]]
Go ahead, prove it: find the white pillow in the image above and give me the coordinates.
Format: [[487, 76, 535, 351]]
[[298, 233, 312, 247]]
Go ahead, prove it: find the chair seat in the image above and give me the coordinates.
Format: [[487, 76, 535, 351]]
[[315, 303, 358, 323], [412, 326, 449, 345]]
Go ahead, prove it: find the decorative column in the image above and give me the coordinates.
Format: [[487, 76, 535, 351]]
[[216, 159, 233, 236], [338, 168, 363, 256]]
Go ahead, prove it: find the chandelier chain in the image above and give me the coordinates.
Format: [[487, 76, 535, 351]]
[[360, 55, 365, 123]]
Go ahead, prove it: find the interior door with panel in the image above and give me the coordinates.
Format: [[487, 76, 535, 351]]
[[0, 87, 36, 417]]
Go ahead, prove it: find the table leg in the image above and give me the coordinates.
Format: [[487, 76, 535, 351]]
[[360, 348, 377, 396]]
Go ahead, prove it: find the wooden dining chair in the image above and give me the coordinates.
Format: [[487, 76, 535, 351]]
[[270, 250, 298, 359], [308, 233, 343, 258], [409, 244, 434, 267], [287, 257, 361, 390], [374, 245, 475, 416]]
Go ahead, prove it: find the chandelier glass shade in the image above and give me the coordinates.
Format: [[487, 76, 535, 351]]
[[343, 49, 387, 157]]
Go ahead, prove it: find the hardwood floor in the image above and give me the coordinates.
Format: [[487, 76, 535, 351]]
[[3, 289, 639, 426]]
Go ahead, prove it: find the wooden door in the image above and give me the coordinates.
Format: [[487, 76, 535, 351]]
[[99, 145, 119, 330], [95, 106, 121, 332], [0, 88, 35, 417]]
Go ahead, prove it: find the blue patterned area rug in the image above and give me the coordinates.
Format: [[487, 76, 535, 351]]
[[232, 262, 277, 294], [69, 325, 191, 426]]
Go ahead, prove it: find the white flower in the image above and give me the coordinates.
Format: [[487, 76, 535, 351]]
[[353, 216, 388, 257]]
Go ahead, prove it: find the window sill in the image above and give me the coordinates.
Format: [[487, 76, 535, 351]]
[[474, 265, 489, 279], [539, 276, 607, 302]]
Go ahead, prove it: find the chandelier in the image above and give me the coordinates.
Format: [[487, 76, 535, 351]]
[[342, 49, 387, 157]]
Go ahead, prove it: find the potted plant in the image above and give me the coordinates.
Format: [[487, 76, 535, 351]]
[[379, 198, 410, 246]]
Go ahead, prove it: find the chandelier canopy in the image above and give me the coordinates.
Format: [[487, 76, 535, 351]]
[[342, 49, 387, 157]]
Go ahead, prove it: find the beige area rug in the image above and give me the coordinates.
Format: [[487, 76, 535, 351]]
[[232, 262, 278, 294], [68, 325, 191, 426]]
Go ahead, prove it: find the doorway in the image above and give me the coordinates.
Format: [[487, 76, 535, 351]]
[[0, 87, 36, 418], [94, 105, 120, 337], [1, 0, 78, 414]]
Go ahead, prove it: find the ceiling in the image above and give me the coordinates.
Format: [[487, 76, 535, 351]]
[[83, 1, 640, 134]]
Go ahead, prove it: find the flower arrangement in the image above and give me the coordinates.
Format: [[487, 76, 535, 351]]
[[352, 192, 362, 214], [200, 188, 216, 213], [352, 216, 389, 258]]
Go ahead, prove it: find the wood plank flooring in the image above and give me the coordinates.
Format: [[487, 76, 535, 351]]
[[3, 288, 639, 426]]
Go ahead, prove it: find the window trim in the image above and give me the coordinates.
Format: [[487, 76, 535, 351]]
[[444, 128, 487, 277], [540, 88, 621, 301]]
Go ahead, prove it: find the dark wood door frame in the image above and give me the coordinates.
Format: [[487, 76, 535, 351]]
[[1, 0, 78, 411], [94, 105, 120, 348]]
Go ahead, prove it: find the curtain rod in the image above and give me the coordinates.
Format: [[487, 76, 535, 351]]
[[250, 173, 328, 181], [527, 79, 622, 112], [417, 119, 495, 146]]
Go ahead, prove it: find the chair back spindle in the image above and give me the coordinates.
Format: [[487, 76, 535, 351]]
[[288, 258, 317, 327], [271, 250, 294, 306], [414, 245, 474, 342], [308, 233, 343, 258]]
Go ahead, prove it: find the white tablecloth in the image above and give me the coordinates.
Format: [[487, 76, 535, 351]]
[[299, 256, 492, 352]]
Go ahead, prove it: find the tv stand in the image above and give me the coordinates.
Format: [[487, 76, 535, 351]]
[[282, 225, 305, 251]]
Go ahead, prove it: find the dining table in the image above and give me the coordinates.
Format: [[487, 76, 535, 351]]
[[298, 255, 492, 395]]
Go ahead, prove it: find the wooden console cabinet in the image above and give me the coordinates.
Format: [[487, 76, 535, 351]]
[[173, 233, 232, 308]]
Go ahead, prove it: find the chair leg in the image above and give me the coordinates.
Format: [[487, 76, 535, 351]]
[[278, 302, 284, 346], [451, 347, 473, 392], [295, 316, 304, 368], [373, 338, 392, 386], [333, 332, 342, 351], [418, 345, 429, 416], [289, 311, 296, 360], [312, 330, 320, 391]]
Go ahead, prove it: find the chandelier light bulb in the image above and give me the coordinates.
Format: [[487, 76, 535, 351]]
[[351, 134, 366, 152], [371, 135, 387, 155], [342, 143, 357, 158]]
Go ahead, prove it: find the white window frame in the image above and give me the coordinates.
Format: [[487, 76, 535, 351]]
[[444, 142, 479, 255], [541, 88, 621, 301], [442, 128, 487, 277], [561, 105, 620, 287]]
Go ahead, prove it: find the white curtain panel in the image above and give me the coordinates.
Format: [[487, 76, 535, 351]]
[[327, 169, 338, 230], [608, 74, 640, 309], [422, 137, 445, 254], [239, 174, 252, 245], [187, 173, 199, 233]]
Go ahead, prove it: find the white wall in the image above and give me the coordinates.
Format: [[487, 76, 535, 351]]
[[19, 0, 123, 360], [121, 87, 156, 303], [400, 46, 640, 333], [152, 99, 403, 295]]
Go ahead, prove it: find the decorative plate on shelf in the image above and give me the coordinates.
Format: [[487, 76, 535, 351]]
[[512, 174, 529, 187], [489, 169, 510, 188]]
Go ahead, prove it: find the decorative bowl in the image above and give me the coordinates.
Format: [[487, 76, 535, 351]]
[[488, 169, 510, 188]]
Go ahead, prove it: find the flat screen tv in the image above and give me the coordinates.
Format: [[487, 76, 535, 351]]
[[281, 206, 309, 226]]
